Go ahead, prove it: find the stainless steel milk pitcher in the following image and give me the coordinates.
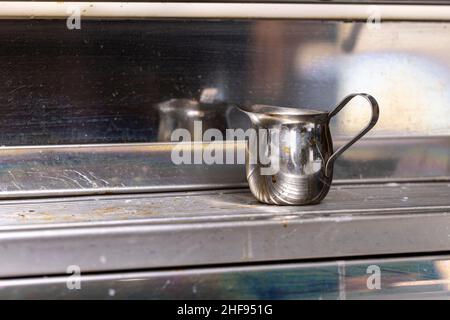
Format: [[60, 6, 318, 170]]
[[238, 93, 379, 205]]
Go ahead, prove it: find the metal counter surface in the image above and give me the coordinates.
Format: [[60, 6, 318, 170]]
[[1, 182, 450, 278]]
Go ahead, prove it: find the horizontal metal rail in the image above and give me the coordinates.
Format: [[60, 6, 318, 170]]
[[1, 2, 450, 20], [1, 182, 450, 278]]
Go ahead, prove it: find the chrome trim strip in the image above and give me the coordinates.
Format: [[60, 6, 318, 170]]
[[1, 2, 450, 20], [2, 254, 450, 299]]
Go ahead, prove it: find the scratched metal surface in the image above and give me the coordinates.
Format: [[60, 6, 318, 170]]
[[1, 19, 450, 145], [0, 182, 450, 227], [0, 182, 450, 278], [1, 255, 450, 299], [0, 136, 449, 198], [0, 142, 248, 198]]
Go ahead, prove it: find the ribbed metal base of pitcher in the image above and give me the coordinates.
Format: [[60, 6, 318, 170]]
[[246, 166, 332, 205]]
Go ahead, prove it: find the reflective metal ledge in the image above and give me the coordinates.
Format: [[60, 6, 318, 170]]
[[0, 136, 448, 199], [2, 254, 450, 299], [1, 182, 450, 278], [0, 142, 248, 198]]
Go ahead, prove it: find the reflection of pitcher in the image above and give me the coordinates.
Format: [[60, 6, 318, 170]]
[[155, 91, 236, 142]]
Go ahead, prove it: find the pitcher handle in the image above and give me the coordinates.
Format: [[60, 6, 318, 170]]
[[325, 93, 380, 177]]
